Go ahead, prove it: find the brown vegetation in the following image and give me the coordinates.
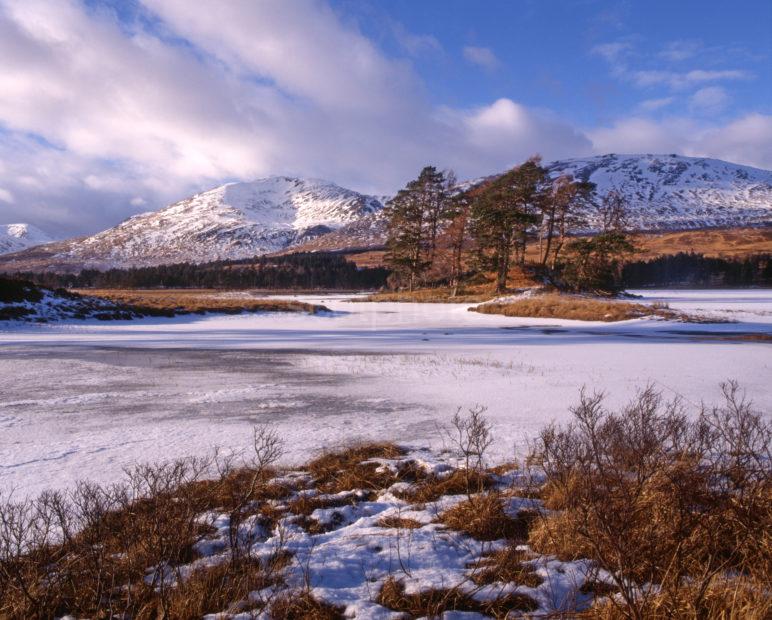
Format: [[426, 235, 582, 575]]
[[347, 227, 772, 269], [1, 390, 769, 619], [439, 492, 535, 541], [377, 576, 538, 618], [528, 382, 772, 619], [471, 293, 685, 322], [468, 546, 543, 588], [73, 288, 330, 314]]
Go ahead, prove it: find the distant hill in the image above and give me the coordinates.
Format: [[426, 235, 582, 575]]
[[0, 223, 53, 255], [0, 154, 769, 273]]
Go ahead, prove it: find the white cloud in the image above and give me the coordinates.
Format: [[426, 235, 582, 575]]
[[0, 188, 14, 204], [463, 46, 500, 71], [690, 86, 730, 114], [633, 68, 750, 90], [638, 97, 675, 112], [0, 0, 769, 237], [588, 113, 772, 170], [658, 40, 700, 62]]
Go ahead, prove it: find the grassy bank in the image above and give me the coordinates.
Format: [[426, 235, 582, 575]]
[[470, 293, 685, 322], [75, 288, 330, 315]]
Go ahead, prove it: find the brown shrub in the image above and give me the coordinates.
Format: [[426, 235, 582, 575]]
[[439, 493, 535, 542], [529, 382, 772, 619], [377, 576, 537, 617], [587, 577, 771, 620]]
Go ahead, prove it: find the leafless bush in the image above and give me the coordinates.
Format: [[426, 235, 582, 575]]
[[446, 405, 493, 498], [529, 382, 771, 619]]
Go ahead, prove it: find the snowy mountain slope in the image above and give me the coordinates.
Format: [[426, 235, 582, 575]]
[[547, 154, 772, 231], [0, 156, 769, 272], [0, 223, 53, 255], [294, 154, 772, 251], [0, 177, 384, 271]]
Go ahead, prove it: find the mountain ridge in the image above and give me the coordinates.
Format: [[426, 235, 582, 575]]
[[1, 154, 770, 272], [0, 223, 54, 255]]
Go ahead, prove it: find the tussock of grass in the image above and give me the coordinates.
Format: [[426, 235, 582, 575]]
[[377, 576, 538, 617], [376, 516, 424, 529], [397, 469, 494, 503], [163, 555, 288, 618], [268, 591, 345, 619], [304, 442, 412, 494], [75, 288, 330, 314], [439, 493, 535, 541], [468, 546, 543, 588], [471, 293, 682, 322]]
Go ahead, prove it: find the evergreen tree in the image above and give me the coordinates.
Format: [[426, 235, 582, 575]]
[[540, 175, 595, 268], [560, 190, 635, 294], [470, 157, 549, 292], [384, 166, 454, 290]]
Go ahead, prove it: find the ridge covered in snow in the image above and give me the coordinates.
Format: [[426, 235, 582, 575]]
[[548, 153, 772, 231], [0, 155, 769, 272], [0, 177, 384, 271], [0, 223, 53, 255]]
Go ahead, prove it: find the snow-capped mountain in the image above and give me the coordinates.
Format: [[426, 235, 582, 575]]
[[0, 156, 769, 272], [0, 223, 53, 255], [0, 177, 384, 271], [547, 154, 772, 230], [293, 154, 772, 251]]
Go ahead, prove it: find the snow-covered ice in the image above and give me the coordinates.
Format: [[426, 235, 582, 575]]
[[1, 289, 770, 497]]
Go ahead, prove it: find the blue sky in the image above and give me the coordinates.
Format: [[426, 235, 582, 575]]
[[342, 0, 771, 123], [0, 0, 770, 235]]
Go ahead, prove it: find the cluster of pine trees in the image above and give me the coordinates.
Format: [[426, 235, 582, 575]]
[[384, 158, 634, 294], [14, 253, 389, 290], [623, 253, 771, 288]]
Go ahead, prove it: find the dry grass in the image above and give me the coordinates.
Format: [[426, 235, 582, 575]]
[[471, 293, 684, 322], [397, 469, 495, 503], [586, 578, 771, 620], [376, 516, 424, 529], [268, 591, 345, 619], [377, 576, 538, 617], [439, 493, 535, 542], [468, 546, 543, 588], [341, 228, 772, 268], [72, 288, 330, 314], [161, 554, 290, 618], [305, 442, 409, 494], [630, 226, 772, 260]]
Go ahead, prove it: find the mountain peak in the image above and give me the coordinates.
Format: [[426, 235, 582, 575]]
[[0, 223, 54, 255]]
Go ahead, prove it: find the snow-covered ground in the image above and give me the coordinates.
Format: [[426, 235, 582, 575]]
[[1, 289, 770, 497]]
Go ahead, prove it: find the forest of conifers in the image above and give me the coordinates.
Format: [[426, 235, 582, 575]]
[[11, 253, 390, 290], [7, 250, 770, 291]]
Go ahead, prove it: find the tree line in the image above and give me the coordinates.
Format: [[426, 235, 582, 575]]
[[623, 252, 771, 288], [384, 158, 635, 294], [12, 253, 390, 290]]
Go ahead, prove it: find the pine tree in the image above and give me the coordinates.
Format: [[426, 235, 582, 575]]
[[384, 166, 455, 291], [470, 157, 549, 292], [540, 175, 596, 268]]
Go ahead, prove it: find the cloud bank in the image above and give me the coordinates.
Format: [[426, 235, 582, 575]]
[[0, 0, 769, 236]]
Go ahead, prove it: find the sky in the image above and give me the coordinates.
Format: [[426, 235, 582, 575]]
[[0, 0, 770, 236]]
